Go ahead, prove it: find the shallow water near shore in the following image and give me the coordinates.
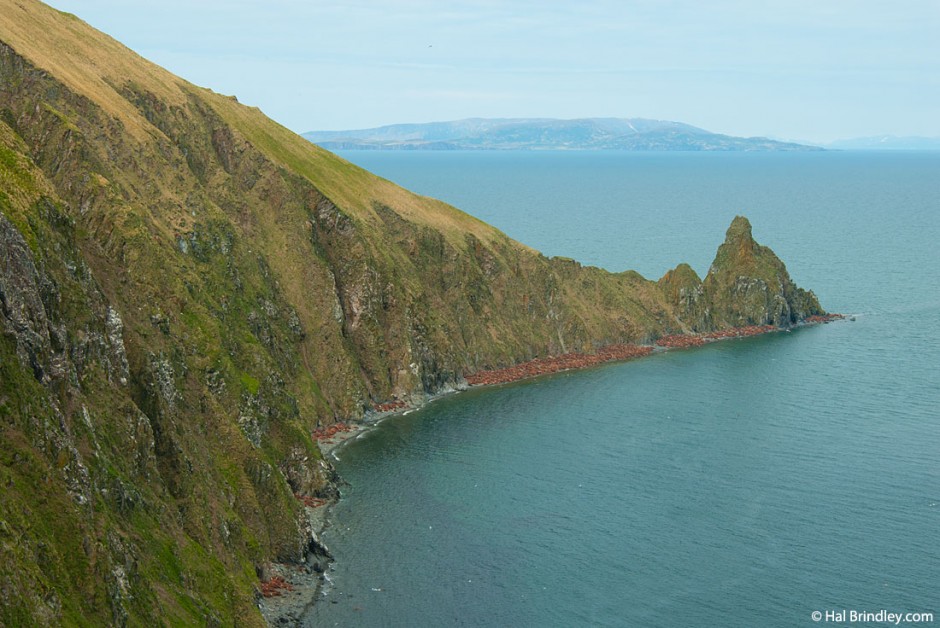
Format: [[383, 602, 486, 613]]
[[305, 151, 940, 627]]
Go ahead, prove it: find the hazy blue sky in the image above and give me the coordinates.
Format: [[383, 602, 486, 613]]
[[44, 0, 939, 142]]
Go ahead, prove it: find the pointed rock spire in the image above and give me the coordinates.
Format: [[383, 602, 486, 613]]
[[725, 215, 754, 241], [702, 215, 823, 328]]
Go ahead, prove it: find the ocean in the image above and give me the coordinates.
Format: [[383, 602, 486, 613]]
[[304, 151, 940, 627]]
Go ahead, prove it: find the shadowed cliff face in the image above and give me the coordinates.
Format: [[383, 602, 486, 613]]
[[0, 2, 827, 625]]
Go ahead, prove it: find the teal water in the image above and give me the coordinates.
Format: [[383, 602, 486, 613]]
[[305, 152, 940, 627]]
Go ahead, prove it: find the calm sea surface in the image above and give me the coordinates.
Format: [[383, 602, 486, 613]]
[[305, 151, 940, 627]]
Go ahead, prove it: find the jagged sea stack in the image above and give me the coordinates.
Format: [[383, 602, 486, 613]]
[[659, 216, 824, 331], [703, 216, 824, 328]]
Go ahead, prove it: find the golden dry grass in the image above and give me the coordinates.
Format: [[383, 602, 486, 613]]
[[0, 0, 516, 250], [0, 0, 190, 139]]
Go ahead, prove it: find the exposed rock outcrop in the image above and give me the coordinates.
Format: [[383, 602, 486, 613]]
[[658, 262, 707, 332], [702, 216, 824, 328], [660, 217, 823, 331]]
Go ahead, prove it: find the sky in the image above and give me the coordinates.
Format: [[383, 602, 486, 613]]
[[43, 0, 940, 143]]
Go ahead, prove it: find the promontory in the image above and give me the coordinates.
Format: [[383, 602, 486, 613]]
[[1, 1, 827, 624]]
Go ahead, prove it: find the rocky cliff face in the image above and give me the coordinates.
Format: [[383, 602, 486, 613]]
[[0, 2, 827, 625], [657, 262, 708, 332], [659, 217, 824, 331], [703, 216, 823, 327]]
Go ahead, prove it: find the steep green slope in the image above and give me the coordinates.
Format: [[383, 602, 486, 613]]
[[1, 1, 824, 624]]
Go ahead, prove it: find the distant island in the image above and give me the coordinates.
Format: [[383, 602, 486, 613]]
[[822, 135, 940, 150], [303, 118, 823, 151]]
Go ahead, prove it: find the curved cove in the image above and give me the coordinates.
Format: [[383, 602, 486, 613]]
[[306, 151, 940, 627]]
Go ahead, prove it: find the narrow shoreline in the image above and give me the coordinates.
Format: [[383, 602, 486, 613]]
[[259, 314, 845, 624], [464, 315, 844, 387], [258, 388, 462, 624]]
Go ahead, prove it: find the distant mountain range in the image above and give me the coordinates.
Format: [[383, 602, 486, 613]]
[[303, 118, 822, 151], [821, 135, 940, 150]]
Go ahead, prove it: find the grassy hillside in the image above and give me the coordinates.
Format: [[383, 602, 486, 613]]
[[0, 1, 823, 624]]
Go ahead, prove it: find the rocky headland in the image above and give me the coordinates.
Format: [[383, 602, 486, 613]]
[[1, 2, 830, 625]]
